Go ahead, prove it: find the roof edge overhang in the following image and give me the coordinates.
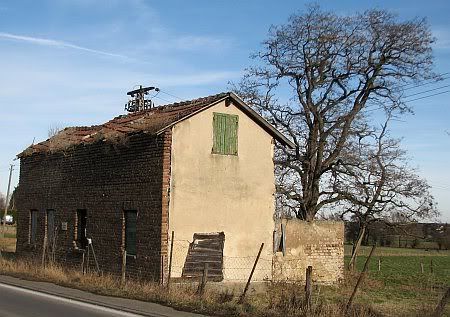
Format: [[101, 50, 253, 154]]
[[156, 92, 296, 149]]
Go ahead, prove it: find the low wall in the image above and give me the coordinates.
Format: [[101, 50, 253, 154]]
[[273, 220, 344, 284]]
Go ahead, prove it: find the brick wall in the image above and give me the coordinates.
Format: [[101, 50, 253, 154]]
[[15, 131, 172, 281], [273, 220, 344, 284]]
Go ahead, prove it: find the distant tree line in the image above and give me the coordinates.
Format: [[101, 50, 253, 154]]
[[345, 221, 450, 250]]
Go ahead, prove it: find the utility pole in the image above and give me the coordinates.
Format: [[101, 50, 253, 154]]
[[125, 85, 159, 113], [1, 164, 14, 239]]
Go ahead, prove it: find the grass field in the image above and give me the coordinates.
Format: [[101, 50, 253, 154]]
[[339, 245, 450, 316], [0, 225, 16, 252]]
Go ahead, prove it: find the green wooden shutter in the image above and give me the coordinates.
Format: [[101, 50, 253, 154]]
[[213, 113, 238, 155], [125, 211, 137, 255], [228, 114, 238, 155]]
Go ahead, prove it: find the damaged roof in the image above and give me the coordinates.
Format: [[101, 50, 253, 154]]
[[19, 92, 295, 157]]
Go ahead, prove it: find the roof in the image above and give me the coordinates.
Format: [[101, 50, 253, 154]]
[[19, 92, 295, 157]]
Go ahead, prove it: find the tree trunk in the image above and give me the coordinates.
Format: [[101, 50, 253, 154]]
[[348, 225, 366, 271]]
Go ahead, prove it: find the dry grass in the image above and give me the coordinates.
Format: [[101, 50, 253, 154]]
[[0, 238, 16, 252], [0, 257, 386, 317]]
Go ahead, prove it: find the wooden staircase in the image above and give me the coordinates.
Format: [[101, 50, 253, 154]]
[[181, 232, 225, 281]]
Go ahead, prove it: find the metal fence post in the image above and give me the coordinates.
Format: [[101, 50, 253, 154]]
[[346, 245, 376, 313], [305, 266, 313, 311], [238, 243, 264, 304]]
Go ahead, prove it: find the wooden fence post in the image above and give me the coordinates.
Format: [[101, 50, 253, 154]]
[[90, 242, 100, 275], [346, 245, 376, 313], [197, 263, 209, 295], [430, 259, 434, 274], [378, 257, 381, 272], [121, 250, 127, 284], [160, 255, 165, 286], [86, 244, 90, 274], [41, 236, 48, 267], [81, 251, 85, 274], [421, 261, 424, 274], [238, 243, 264, 304], [305, 266, 313, 311], [167, 231, 174, 288], [432, 287, 450, 317]]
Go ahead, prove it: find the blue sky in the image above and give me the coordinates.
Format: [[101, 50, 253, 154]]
[[0, 0, 449, 221]]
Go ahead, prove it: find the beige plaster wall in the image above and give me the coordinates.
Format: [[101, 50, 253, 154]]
[[273, 220, 344, 284], [168, 100, 275, 281]]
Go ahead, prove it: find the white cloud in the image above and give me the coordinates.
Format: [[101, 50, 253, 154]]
[[173, 35, 232, 51], [0, 32, 132, 60], [135, 29, 233, 53], [156, 71, 242, 87], [433, 28, 450, 50]]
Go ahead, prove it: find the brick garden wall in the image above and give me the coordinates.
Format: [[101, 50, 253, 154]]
[[273, 220, 344, 284], [15, 131, 172, 281]]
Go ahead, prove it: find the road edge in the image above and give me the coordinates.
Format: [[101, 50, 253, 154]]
[[0, 277, 174, 317]]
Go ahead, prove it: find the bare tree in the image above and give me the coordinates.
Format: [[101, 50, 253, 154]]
[[234, 5, 436, 220], [48, 123, 62, 139], [330, 114, 438, 267]]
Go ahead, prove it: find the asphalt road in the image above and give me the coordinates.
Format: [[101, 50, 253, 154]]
[[0, 283, 145, 317]]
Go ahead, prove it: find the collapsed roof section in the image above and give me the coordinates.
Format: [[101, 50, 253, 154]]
[[19, 92, 295, 158]]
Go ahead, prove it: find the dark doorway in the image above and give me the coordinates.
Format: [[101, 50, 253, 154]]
[[76, 209, 88, 249]]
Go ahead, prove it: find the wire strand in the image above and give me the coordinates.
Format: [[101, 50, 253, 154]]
[[159, 90, 184, 101], [153, 95, 173, 104], [403, 84, 450, 98], [403, 90, 450, 103], [400, 72, 450, 91]]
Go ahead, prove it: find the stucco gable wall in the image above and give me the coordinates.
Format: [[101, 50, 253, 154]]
[[168, 100, 275, 281]]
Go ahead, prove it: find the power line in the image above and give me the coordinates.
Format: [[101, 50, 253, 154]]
[[403, 84, 450, 99], [158, 90, 184, 101], [154, 95, 173, 104], [402, 76, 449, 92], [403, 90, 450, 103], [364, 88, 450, 113], [400, 72, 450, 91]]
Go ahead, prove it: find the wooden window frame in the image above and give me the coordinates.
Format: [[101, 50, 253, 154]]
[[274, 224, 286, 256]]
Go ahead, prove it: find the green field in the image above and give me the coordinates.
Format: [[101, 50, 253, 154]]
[[338, 245, 450, 316]]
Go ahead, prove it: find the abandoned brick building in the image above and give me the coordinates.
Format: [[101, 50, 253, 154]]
[[15, 91, 344, 283], [15, 92, 292, 280]]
